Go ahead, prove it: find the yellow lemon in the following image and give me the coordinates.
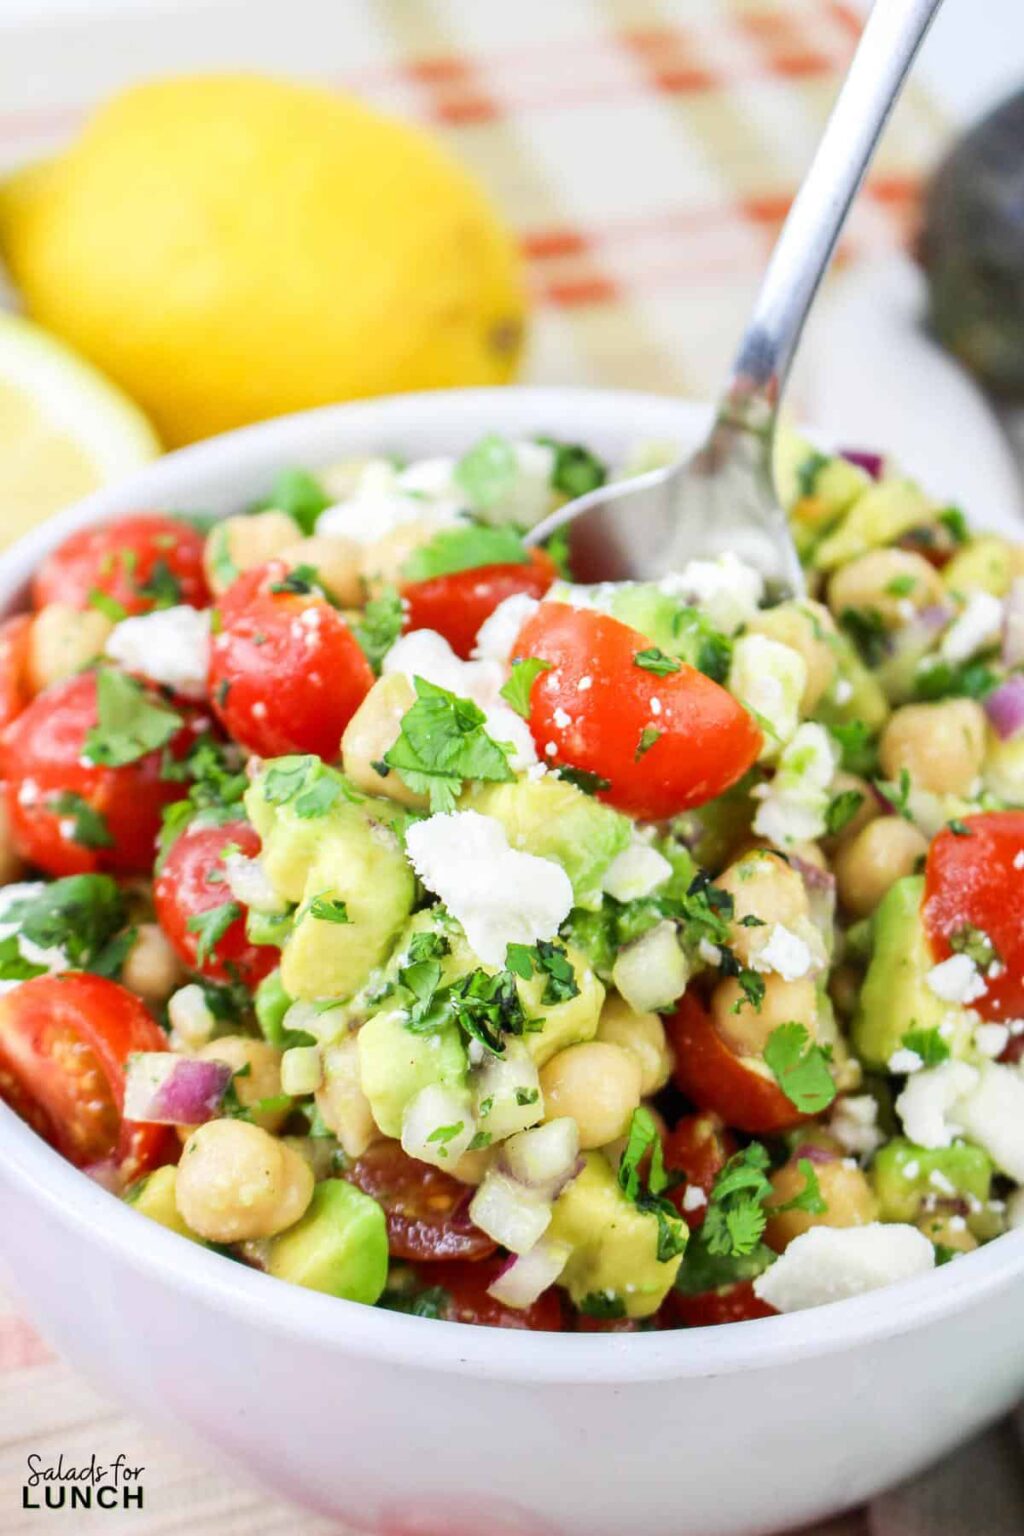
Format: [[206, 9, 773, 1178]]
[[0, 75, 527, 447], [0, 310, 159, 545]]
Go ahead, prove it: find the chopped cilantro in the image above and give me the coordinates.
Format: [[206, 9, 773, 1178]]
[[884, 573, 917, 597], [824, 788, 865, 837], [701, 1144, 773, 1258], [425, 1121, 464, 1157], [764, 1023, 836, 1114], [385, 677, 514, 813], [47, 792, 114, 849], [504, 940, 580, 1005], [634, 726, 661, 761], [795, 449, 830, 499], [380, 1284, 451, 1320], [617, 1107, 687, 1264], [268, 563, 322, 597], [537, 437, 607, 500], [913, 657, 999, 703], [136, 558, 183, 609], [84, 669, 184, 767], [556, 765, 611, 796], [633, 647, 681, 677], [467, 1131, 493, 1152], [950, 923, 997, 967], [734, 970, 766, 1013], [947, 818, 973, 837], [774, 1158, 827, 1216], [262, 756, 357, 818], [900, 1027, 951, 1068], [938, 506, 969, 545], [88, 588, 128, 623], [0, 875, 127, 976], [186, 901, 240, 965], [307, 895, 350, 925], [353, 587, 404, 674], [402, 524, 528, 582], [840, 605, 889, 667], [253, 468, 331, 536], [829, 720, 878, 777], [453, 434, 517, 512], [500, 656, 552, 719], [576, 1292, 626, 1320]]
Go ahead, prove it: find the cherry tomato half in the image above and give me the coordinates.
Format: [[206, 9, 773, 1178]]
[[418, 1258, 564, 1331], [924, 811, 1024, 1022], [210, 562, 373, 759], [154, 820, 277, 987], [33, 514, 209, 616], [667, 991, 805, 1136], [0, 672, 205, 877], [663, 1111, 736, 1229], [664, 1280, 775, 1329], [344, 1140, 496, 1262], [512, 603, 762, 820], [402, 549, 557, 660], [0, 973, 175, 1182], [0, 615, 32, 733]]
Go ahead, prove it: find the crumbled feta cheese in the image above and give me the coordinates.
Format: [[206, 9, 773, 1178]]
[[601, 840, 672, 903], [660, 553, 765, 636], [926, 953, 987, 1005], [318, 457, 467, 545], [728, 634, 807, 759], [404, 810, 574, 966], [829, 1094, 883, 1157], [974, 1023, 1010, 1059], [895, 1061, 979, 1149], [105, 605, 211, 699], [929, 1168, 956, 1197], [681, 1184, 708, 1213], [751, 722, 837, 847], [751, 923, 813, 981], [888, 1048, 924, 1075], [902, 1160, 920, 1180], [940, 590, 1004, 665], [223, 852, 288, 915], [953, 1063, 1024, 1182], [753, 1224, 934, 1313], [833, 677, 853, 706], [383, 628, 537, 770], [472, 593, 541, 663], [1014, 851, 1024, 872], [553, 707, 572, 730]]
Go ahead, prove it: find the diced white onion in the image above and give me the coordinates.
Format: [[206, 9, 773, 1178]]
[[223, 852, 288, 915], [283, 999, 349, 1045], [502, 1117, 580, 1194], [473, 1041, 544, 1141], [401, 1084, 476, 1169], [469, 1170, 552, 1255], [167, 983, 216, 1049], [612, 920, 689, 1013], [487, 1238, 571, 1309], [280, 1044, 323, 1096]]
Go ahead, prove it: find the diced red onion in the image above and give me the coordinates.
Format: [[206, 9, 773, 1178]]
[[984, 676, 1024, 741], [787, 854, 836, 894], [1004, 580, 1024, 670], [839, 448, 884, 480], [792, 1142, 840, 1166], [124, 1053, 232, 1126], [487, 1238, 571, 1310]]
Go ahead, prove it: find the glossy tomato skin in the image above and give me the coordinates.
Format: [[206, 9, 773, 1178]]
[[924, 811, 1024, 1022], [0, 672, 204, 877], [344, 1140, 496, 1263], [402, 550, 557, 660], [664, 1280, 775, 1329], [210, 562, 373, 759], [0, 973, 175, 1182], [667, 991, 805, 1136], [419, 1258, 565, 1331], [154, 820, 277, 986], [512, 603, 762, 820], [663, 1111, 736, 1229], [33, 514, 209, 615], [0, 615, 32, 732]]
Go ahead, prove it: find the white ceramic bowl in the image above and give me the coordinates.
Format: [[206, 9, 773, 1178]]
[[1, 388, 1022, 1536]]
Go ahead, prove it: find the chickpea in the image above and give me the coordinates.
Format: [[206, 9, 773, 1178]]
[[204, 510, 302, 595], [822, 771, 879, 849], [597, 994, 672, 1096], [279, 534, 363, 607], [711, 975, 818, 1058], [27, 603, 112, 693], [879, 698, 986, 797], [916, 1211, 977, 1253], [314, 1036, 378, 1158], [198, 1036, 288, 1133], [360, 518, 437, 595], [445, 1145, 494, 1187], [765, 1157, 878, 1252], [745, 601, 837, 712], [539, 1041, 642, 1151], [827, 549, 944, 630], [121, 922, 184, 1004], [176, 1119, 313, 1242], [834, 816, 928, 919], [341, 674, 426, 807], [717, 849, 809, 966], [0, 797, 24, 887]]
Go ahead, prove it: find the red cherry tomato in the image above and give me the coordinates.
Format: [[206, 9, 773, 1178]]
[[33, 514, 209, 615], [924, 811, 1024, 1022], [418, 1258, 564, 1331], [344, 1140, 496, 1262], [0, 672, 204, 877], [154, 820, 277, 987], [511, 603, 762, 820], [402, 549, 557, 660], [664, 1280, 775, 1329], [667, 991, 805, 1136], [0, 973, 175, 1182], [0, 615, 32, 732], [663, 1111, 737, 1229], [210, 562, 373, 759]]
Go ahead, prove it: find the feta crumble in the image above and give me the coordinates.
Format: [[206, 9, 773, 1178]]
[[728, 634, 807, 760], [940, 590, 1004, 665], [751, 923, 814, 981], [829, 1095, 883, 1158], [751, 722, 837, 847], [105, 605, 212, 699], [753, 1224, 934, 1313], [887, 1048, 924, 1075], [317, 458, 467, 546], [895, 1061, 979, 1149], [601, 840, 672, 903], [404, 810, 574, 967], [659, 553, 765, 636], [472, 593, 541, 663], [925, 953, 987, 1006]]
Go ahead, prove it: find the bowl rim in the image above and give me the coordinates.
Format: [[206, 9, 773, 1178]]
[[2, 382, 1023, 1385]]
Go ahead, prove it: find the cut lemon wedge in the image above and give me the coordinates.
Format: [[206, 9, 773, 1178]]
[[0, 310, 160, 546]]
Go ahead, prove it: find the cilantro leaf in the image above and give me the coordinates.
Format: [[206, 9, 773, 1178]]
[[136, 558, 183, 609], [537, 438, 607, 499], [824, 788, 865, 837], [795, 449, 829, 499], [701, 1143, 773, 1258], [502, 940, 579, 1005], [453, 435, 518, 512], [900, 1027, 951, 1068], [84, 669, 184, 767], [617, 1107, 686, 1264], [186, 901, 240, 965], [633, 647, 681, 677], [385, 677, 514, 812], [261, 756, 356, 818], [499, 657, 552, 719], [47, 792, 114, 849], [774, 1158, 827, 1216], [913, 657, 999, 703], [576, 1291, 626, 1320], [829, 720, 878, 777], [839, 606, 889, 667], [402, 525, 528, 582], [938, 506, 969, 545], [634, 726, 661, 761], [0, 875, 126, 973], [88, 588, 128, 623], [556, 766, 610, 796], [253, 468, 331, 536], [353, 587, 404, 674], [425, 1121, 465, 1157], [763, 1023, 837, 1113], [307, 895, 350, 925], [949, 924, 997, 969]]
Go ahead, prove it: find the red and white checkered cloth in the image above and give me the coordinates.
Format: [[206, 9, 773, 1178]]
[[2, 2, 1019, 1532]]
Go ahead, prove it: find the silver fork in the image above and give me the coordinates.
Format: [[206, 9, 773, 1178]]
[[526, 0, 943, 597]]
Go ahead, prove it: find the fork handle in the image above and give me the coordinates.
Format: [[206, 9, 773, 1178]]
[[723, 0, 942, 420]]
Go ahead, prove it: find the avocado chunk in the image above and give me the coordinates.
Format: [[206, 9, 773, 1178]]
[[775, 429, 868, 523], [516, 943, 605, 1066], [467, 777, 630, 911], [871, 1137, 993, 1224], [358, 1006, 468, 1137], [943, 535, 1017, 598], [263, 1179, 388, 1303], [247, 760, 415, 1001], [125, 1166, 205, 1245], [853, 876, 974, 1070], [813, 480, 933, 571], [548, 1151, 685, 1318], [814, 630, 889, 732]]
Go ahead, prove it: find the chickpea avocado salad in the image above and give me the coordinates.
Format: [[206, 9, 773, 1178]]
[[0, 429, 1023, 1334]]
